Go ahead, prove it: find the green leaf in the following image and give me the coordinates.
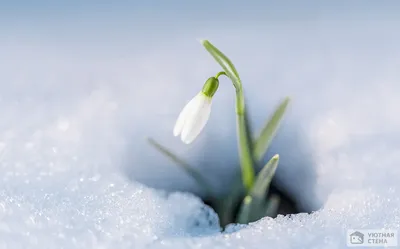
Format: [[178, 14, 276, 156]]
[[253, 97, 290, 162], [200, 40, 242, 89], [250, 154, 279, 198], [236, 195, 253, 224], [235, 155, 280, 224], [147, 137, 214, 197], [264, 194, 281, 218]]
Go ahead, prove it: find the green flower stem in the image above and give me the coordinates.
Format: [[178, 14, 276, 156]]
[[236, 100, 255, 191], [201, 40, 255, 192], [215, 71, 227, 79], [216, 73, 254, 191], [232, 82, 253, 190]]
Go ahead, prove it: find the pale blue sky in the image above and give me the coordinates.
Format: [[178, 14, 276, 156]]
[[2, 1, 399, 50], [2, 1, 399, 23]]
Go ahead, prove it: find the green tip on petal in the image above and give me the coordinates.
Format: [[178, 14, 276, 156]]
[[201, 77, 219, 97]]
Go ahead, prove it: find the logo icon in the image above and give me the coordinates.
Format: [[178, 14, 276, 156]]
[[349, 231, 364, 244], [347, 229, 398, 247]]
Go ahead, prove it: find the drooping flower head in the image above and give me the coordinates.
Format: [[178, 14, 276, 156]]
[[173, 77, 219, 144]]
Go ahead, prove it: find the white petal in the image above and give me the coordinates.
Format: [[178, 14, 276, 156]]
[[173, 94, 200, 136], [181, 94, 212, 144]]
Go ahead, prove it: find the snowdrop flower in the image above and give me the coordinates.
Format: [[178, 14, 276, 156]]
[[173, 76, 219, 144]]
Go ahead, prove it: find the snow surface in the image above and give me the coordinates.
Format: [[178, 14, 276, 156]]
[[1, 14, 400, 249]]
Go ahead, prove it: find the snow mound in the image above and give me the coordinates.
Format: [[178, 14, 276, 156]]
[[150, 189, 400, 249], [0, 177, 220, 249]]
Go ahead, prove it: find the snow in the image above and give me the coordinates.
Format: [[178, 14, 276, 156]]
[[1, 12, 400, 249], [152, 188, 400, 249], [0, 178, 220, 248]]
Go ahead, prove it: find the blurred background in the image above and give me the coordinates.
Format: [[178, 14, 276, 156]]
[[1, 1, 400, 214]]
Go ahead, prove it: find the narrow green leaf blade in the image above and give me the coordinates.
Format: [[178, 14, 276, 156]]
[[200, 40, 242, 87], [237, 194, 269, 224], [147, 137, 214, 196], [235, 155, 280, 224], [253, 97, 290, 162], [250, 154, 279, 198], [236, 195, 253, 224], [264, 194, 281, 218]]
